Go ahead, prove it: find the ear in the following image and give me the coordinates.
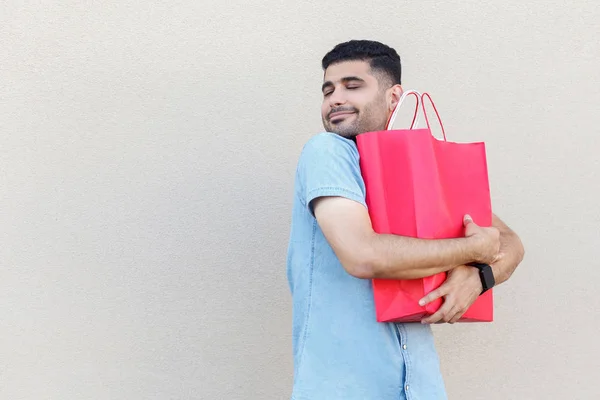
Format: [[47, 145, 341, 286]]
[[388, 85, 404, 112]]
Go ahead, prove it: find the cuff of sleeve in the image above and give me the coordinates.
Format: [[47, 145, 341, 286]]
[[306, 187, 366, 217]]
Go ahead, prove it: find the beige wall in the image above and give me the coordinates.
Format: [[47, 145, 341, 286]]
[[1, 1, 599, 399]]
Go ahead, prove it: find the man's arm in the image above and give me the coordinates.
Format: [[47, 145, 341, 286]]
[[312, 196, 501, 280], [418, 213, 525, 324], [489, 213, 525, 285]]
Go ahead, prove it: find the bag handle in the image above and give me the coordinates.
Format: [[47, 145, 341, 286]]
[[385, 89, 421, 130], [420, 92, 447, 141]]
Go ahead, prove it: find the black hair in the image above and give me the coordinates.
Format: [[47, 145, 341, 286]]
[[321, 40, 402, 85]]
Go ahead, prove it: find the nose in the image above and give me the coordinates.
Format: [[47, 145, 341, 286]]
[[328, 87, 346, 107]]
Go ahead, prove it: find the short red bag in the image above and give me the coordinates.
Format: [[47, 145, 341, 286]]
[[355, 91, 493, 323]]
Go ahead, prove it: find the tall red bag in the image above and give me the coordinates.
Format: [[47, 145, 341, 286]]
[[355, 91, 493, 323]]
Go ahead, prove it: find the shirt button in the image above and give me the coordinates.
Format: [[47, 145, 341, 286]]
[[402, 344, 407, 350], [405, 385, 410, 391]]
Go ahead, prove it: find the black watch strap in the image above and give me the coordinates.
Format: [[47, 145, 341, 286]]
[[467, 262, 496, 294]]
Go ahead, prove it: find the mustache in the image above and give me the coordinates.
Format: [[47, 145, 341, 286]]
[[328, 107, 358, 119]]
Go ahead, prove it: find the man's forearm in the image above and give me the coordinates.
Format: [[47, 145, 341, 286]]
[[363, 234, 480, 280], [313, 196, 500, 280], [361, 215, 524, 283]]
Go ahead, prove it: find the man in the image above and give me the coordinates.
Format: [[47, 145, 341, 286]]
[[286, 40, 525, 400]]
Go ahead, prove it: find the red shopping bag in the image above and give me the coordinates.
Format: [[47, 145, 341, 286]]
[[355, 92, 493, 323]]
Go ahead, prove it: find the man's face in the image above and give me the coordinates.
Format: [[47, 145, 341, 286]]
[[321, 60, 392, 139]]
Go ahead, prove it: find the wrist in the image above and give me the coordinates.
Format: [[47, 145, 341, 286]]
[[468, 266, 484, 292], [464, 235, 482, 263], [467, 262, 496, 294]]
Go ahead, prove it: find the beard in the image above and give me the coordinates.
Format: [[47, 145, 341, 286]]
[[322, 98, 388, 139]]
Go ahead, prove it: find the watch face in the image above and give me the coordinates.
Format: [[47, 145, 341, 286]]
[[481, 266, 495, 289]]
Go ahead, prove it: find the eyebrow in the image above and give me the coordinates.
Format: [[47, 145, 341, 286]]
[[321, 76, 366, 92]]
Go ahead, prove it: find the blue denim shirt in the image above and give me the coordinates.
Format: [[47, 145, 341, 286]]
[[286, 133, 447, 400]]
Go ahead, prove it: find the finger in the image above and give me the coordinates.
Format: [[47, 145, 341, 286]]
[[447, 305, 466, 324], [442, 306, 461, 324], [448, 310, 464, 324], [419, 286, 447, 307], [463, 214, 474, 226], [422, 300, 454, 324], [421, 309, 443, 324]]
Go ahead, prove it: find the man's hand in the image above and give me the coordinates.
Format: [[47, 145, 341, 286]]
[[464, 214, 501, 265], [418, 265, 483, 324]]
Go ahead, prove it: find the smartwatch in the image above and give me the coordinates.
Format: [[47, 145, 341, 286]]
[[467, 262, 495, 294]]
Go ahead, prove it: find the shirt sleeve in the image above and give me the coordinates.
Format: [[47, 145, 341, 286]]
[[296, 132, 367, 217]]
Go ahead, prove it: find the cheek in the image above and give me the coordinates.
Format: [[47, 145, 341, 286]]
[[321, 102, 329, 118], [351, 92, 375, 112]]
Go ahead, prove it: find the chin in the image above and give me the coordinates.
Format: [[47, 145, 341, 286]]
[[331, 130, 359, 140], [326, 123, 360, 139]]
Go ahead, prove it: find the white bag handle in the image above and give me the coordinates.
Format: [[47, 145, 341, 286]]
[[386, 89, 422, 130], [420, 92, 447, 141]]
